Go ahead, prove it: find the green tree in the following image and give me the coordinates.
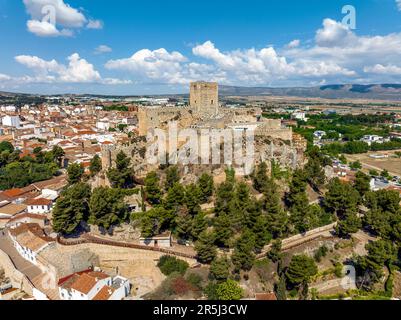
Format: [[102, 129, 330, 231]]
[[164, 182, 185, 211], [336, 210, 362, 238], [157, 255, 189, 276], [67, 163, 84, 185], [89, 155, 102, 176], [213, 213, 233, 247], [198, 173, 214, 203], [359, 240, 397, 280], [89, 187, 128, 230], [232, 230, 256, 271], [354, 171, 371, 197], [286, 169, 307, 208], [214, 180, 235, 216], [195, 230, 217, 263], [184, 184, 201, 215], [216, 280, 243, 300], [107, 151, 133, 188], [0, 141, 14, 153], [350, 161, 362, 170], [275, 274, 287, 300], [51, 145, 65, 166], [175, 212, 193, 240], [52, 183, 91, 234], [144, 171, 162, 205], [165, 166, 180, 190], [324, 178, 359, 218], [262, 178, 288, 238], [139, 207, 171, 237], [304, 157, 326, 190], [253, 162, 268, 192], [286, 255, 318, 287], [191, 212, 208, 240], [210, 257, 231, 282], [267, 240, 282, 263]]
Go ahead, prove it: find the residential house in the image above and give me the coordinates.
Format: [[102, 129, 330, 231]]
[[9, 223, 55, 265], [58, 270, 130, 300]]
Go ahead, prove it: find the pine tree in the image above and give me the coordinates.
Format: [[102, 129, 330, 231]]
[[52, 183, 91, 234], [198, 173, 214, 203], [262, 178, 288, 238], [144, 171, 162, 205], [210, 257, 231, 281], [232, 229, 256, 272], [336, 210, 362, 238], [165, 165, 180, 190], [107, 151, 133, 188], [253, 162, 268, 192], [164, 182, 185, 211], [89, 154, 102, 176], [89, 187, 128, 230], [195, 230, 217, 263], [191, 212, 208, 240], [213, 213, 233, 247], [67, 163, 84, 185], [175, 212, 193, 240], [185, 184, 201, 215]]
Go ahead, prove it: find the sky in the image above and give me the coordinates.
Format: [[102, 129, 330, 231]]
[[1, 0, 401, 95]]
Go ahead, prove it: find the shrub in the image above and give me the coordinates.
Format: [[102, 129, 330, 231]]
[[157, 255, 189, 276], [171, 276, 195, 296], [215, 280, 243, 300], [186, 273, 203, 290], [314, 245, 329, 262]]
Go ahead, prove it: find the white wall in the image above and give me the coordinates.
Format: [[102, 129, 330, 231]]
[[27, 204, 51, 214]]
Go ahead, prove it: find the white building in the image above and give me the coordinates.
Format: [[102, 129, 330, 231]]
[[313, 131, 327, 139], [58, 270, 130, 300], [360, 135, 389, 146], [2, 115, 21, 128], [139, 231, 172, 248], [291, 111, 308, 122], [96, 119, 111, 131], [26, 198, 53, 214], [9, 223, 55, 265]]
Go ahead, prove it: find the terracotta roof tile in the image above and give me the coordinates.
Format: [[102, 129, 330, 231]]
[[92, 286, 115, 300]]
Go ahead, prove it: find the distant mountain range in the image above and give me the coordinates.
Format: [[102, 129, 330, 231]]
[[219, 84, 401, 101], [2, 84, 401, 101]]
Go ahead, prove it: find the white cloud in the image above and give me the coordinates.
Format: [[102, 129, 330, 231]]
[[87, 19, 103, 29], [192, 40, 355, 84], [23, 0, 101, 37], [315, 18, 356, 47], [26, 19, 72, 37], [94, 45, 112, 54], [14, 53, 129, 85], [364, 64, 401, 75], [0, 74, 11, 81], [286, 39, 300, 49], [397, 0, 401, 10], [105, 48, 190, 84]]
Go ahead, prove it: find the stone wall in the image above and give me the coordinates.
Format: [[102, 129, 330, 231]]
[[137, 107, 194, 136]]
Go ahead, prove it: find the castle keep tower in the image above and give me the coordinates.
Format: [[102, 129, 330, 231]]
[[190, 81, 219, 116]]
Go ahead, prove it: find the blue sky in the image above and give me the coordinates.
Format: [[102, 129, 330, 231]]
[[1, 0, 401, 94]]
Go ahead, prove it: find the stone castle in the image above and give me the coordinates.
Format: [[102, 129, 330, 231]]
[[101, 81, 306, 182]]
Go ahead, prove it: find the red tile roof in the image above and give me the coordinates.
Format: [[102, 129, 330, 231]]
[[25, 198, 52, 206]]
